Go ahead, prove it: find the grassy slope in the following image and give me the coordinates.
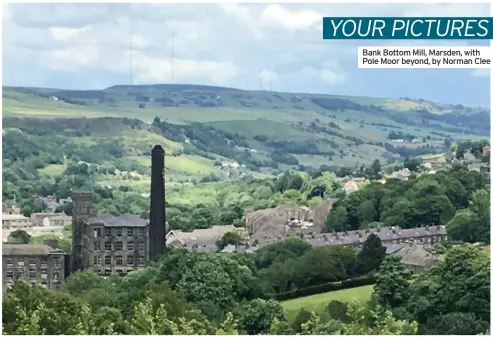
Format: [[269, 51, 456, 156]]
[[3, 85, 487, 172], [282, 285, 374, 322]]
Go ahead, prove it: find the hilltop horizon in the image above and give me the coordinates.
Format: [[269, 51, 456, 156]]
[[3, 83, 489, 108]]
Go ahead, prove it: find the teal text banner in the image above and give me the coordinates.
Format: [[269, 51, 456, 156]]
[[322, 17, 493, 39]]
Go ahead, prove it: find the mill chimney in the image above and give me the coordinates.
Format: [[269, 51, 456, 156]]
[[149, 145, 166, 260]]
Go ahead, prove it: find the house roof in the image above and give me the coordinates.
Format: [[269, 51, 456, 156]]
[[220, 244, 236, 253], [87, 213, 148, 227], [3, 244, 64, 256], [302, 225, 446, 247], [392, 244, 438, 267], [2, 214, 30, 221], [166, 225, 235, 244]]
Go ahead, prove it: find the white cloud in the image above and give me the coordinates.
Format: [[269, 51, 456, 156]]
[[471, 69, 490, 77], [259, 70, 278, 83], [219, 3, 263, 39], [47, 46, 101, 71], [320, 67, 346, 84], [49, 26, 90, 41], [259, 4, 320, 32], [3, 3, 11, 21], [132, 53, 239, 85]]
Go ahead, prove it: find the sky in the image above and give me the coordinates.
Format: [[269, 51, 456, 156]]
[[2, 3, 491, 106]]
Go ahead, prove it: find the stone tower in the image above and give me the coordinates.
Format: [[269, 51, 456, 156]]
[[149, 145, 166, 260], [71, 192, 94, 272]]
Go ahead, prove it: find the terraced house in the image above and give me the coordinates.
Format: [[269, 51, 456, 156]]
[[2, 241, 68, 294]]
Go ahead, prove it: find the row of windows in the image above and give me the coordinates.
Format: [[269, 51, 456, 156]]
[[5, 257, 61, 267], [5, 267, 61, 280], [101, 269, 133, 276], [93, 227, 146, 238], [93, 241, 146, 251], [93, 255, 146, 266]]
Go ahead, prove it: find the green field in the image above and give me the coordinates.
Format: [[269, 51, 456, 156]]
[[282, 285, 374, 322], [3, 84, 489, 175]]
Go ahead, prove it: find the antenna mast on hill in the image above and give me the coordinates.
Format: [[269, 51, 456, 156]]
[[171, 32, 175, 82], [129, 38, 133, 85], [129, 16, 134, 86]]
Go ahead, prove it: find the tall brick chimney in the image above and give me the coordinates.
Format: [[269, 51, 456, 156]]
[[149, 145, 166, 260], [71, 191, 93, 272]]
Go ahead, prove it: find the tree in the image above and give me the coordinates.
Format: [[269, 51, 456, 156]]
[[447, 188, 490, 244], [341, 302, 418, 335], [374, 255, 411, 307], [291, 308, 312, 333], [216, 231, 243, 250], [300, 302, 418, 335], [421, 312, 490, 335], [403, 157, 422, 171], [327, 300, 350, 323], [325, 206, 347, 232], [355, 234, 386, 275], [239, 299, 287, 335], [3, 280, 95, 335], [357, 200, 377, 226], [7, 229, 31, 244], [370, 159, 381, 178], [405, 245, 490, 331]]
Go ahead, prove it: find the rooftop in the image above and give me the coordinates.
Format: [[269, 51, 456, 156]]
[[166, 225, 236, 244], [3, 244, 65, 256], [87, 213, 148, 227], [2, 214, 30, 221]]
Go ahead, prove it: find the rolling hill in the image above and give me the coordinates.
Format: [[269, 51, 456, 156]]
[[2, 84, 489, 176]]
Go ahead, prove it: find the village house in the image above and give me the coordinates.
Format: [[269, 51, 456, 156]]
[[388, 168, 412, 181], [166, 225, 246, 252], [356, 243, 438, 274], [2, 204, 31, 231], [482, 145, 490, 157], [30, 212, 71, 227], [173, 224, 448, 256], [343, 180, 359, 193]]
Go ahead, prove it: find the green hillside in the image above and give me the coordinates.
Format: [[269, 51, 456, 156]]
[[2, 84, 489, 173]]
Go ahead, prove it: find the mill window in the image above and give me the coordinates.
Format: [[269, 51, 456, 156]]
[[138, 256, 146, 266], [127, 228, 134, 236], [115, 256, 123, 266], [138, 241, 145, 251], [105, 228, 112, 237], [94, 228, 102, 238], [115, 228, 123, 237], [94, 241, 102, 251], [127, 256, 134, 265], [93, 256, 102, 266], [115, 241, 123, 251], [127, 241, 134, 251], [104, 256, 112, 265], [105, 242, 112, 251]]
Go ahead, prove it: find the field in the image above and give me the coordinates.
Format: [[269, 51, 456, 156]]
[[3, 84, 489, 176], [281, 285, 374, 322]]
